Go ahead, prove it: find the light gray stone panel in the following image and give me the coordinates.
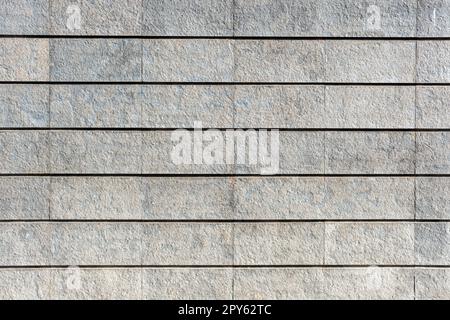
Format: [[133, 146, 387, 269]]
[[49, 85, 141, 128], [417, 86, 450, 128], [234, 177, 414, 220], [326, 41, 416, 83], [416, 132, 450, 174], [325, 132, 415, 174], [417, 0, 450, 37], [50, 0, 142, 35], [234, 40, 325, 82], [0, 38, 49, 81], [415, 268, 450, 300], [49, 131, 142, 174], [0, 131, 49, 174], [0, 223, 51, 266], [234, 223, 324, 265], [50, 223, 142, 265], [0, 0, 49, 34], [50, 39, 141, 81], [324, 86, 415, 128], [415, 223, 450, 265], [141, 223, 233, 265], [143, 0, 233, 36], [416, 178, 450, 220], [0, 177, 50, 220], [0, 84, 49, 128], [325, 223, 415, 265], [141, 85, 234, 128], [142, 268, 232, 299], [417, 41, 450, 83], [0, 269, 52, 300], [143, 39, 233, 82]]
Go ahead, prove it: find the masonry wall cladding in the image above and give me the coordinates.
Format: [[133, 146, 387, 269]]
[[0, 0, 449, 300]]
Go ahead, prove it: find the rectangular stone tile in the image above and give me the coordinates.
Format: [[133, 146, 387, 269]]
[[417, 86, 450, 128], [324, 86, 415, 128], [0, 223, 51, 265], [143, 0, 233, 36], [415, 268, 450, 300], [142, 268, 232, 299], [143, 39, 233, 82], [0, 131, 49, 174], [415, 223, 450, 265], [0, 269, 52, 300], [325, 223, 415, 265], [141, 223, 233, 265], [0, 0, 49, 34], [142, 85, 234, 128], [50, 0, 142, 35], [142, 131, 233, 174], [0, 38, 49, 81], [50, 223, 141, 265], [234, 268, 414, 300], [326, 41, 416, 82], [234, 40, 325, 82], [141, 178, 233, 220], [0, 177, 50, 220], [234, 223, 324, 265], [417, 0, 450, 37], [417, 132, 450, 174], [50, 177, 144, 220], [235, 177, 414, 220], [51, 268, 142, 300], [235, 0, 417, 37], [325, 132, 415, 174], [417, 41, 450, 83], [0, 84, 49, 127], [49, 131, 142, 174], [234, 85, 325, 128], [416, 178, 450, 220], [50, 39, 141, 81], [49, 85, 141, 128]]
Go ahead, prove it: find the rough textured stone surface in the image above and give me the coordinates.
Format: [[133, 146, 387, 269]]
[[0, 0, 49, 34], [0, 269, 52, 300], [0, 38, 49, 81], [326, 41, 416, 83], [325, 132, 415, 174], [142, 268, 232, 299], [415, 269, 450, 300], [325, 86, 415, 128], [234, 223, 324, 265], [416, 86, 450, 128], [416, 132, 450, 174], [143, 0, 233, 36], [49, 85, 141, 128], [0, 177, 50, 220], [234, 40, 325, 82], [0, 223, 51, 266], [0, 131, 49, 174], [0, 84, 49, 127], [416, 178, 450, 220], [234, 177, 414, 220], [141, 223, 233, 265], [50, 39, 141, 81], [417, 41, 450, 83], [142, 85, 234, 128], [143, 39, 233, 82], [417, 0, 450, 37], [50, 0, 142, 35], [235, 0, 417, 37], [49, 131, 142, 174], [325, 223, 415, 265], [50, 223, 141, 265], [50, 177, 143, 220], [415, 223, 450, 265]]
